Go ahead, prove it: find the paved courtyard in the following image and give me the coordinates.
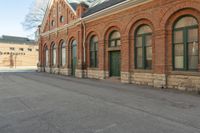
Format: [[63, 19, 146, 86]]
[[0, 72, 200, 133]]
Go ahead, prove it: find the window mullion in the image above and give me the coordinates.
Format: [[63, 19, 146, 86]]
[[184, 28, 188, 70], [142, 35, 146, 69]]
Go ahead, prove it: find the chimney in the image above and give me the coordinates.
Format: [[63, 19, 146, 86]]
[[76, 2, 89, 18]]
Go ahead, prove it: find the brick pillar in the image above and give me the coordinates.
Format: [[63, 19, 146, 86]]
[[153, 29, 167, 88], [121, 35, 130, 83], [98, 40, 106, 79]]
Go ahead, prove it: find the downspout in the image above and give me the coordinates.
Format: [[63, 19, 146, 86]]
[[81, 19, 86, 65]]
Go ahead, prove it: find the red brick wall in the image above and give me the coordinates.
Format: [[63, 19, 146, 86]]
[[39, 0, 200, 77]]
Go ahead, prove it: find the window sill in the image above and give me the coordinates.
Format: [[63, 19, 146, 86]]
[[88, 67, 99, 70], [131, 69, 153, 73], [170, 71, 200, 76]]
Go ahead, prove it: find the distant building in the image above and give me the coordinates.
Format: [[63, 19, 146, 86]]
[[0, 35, 38, 68]]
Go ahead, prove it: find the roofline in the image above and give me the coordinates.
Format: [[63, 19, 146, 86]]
[[82, 0, 151, 22], [40, 0, 152, 37], [41, 0, 77, 32]]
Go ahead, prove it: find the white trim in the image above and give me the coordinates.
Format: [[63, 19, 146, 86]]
[[83, 0, 152, 22]]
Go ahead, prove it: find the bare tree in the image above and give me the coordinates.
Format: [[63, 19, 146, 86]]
[[22, 0, 49, 32], [22, 0, 101, 33]]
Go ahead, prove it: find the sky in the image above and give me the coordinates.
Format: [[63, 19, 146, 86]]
[[0, 0, 97, 39], [0, 0, 34, 38]]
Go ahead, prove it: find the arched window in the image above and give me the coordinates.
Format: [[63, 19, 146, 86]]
[[90, 36, 98, 67], [45, 46, 48, 67], [109, 31, 121, 47], [60, 41, 66, 66], [173, 16, 199, 70], [135, 25, 152, 69], [51, 43, 56, 66], [71, 40, 77, 76]]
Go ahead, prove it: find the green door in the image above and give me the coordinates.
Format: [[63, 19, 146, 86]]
[[72, 41, 77, 76], [110, 51, 121, 77]]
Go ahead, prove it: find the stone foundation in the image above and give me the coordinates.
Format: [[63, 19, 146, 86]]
[[167, 75, 200, 91], [59, 68, 71, 76], [45, 67, 51, 73], [51, 68, 59, 74], [131, 73, 166, 88], [75, 69, 85, 78], [87, 69, 107, 79], [121, 72, 131, 83]]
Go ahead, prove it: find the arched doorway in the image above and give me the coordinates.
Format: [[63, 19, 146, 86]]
[[109, 31, 121, 77], [71, 40, 77, 76]]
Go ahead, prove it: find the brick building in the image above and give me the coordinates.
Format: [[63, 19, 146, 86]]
[[0, 35, 38, 68], [38, 0, 200, 91]]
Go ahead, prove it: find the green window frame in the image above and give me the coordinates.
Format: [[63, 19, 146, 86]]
[[135, 25, 152, 69], [44, 46, 48, 67], [109, 31, 121, 47], [60, 41, 66, 67], [90, 36, 98, 68], [173, 16, 199, 71], [51, 43, 56, 66]]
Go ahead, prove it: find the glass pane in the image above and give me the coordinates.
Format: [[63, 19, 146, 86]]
[[137, 25, 152, 35], [146, 47, 152, 69], [92, 36, 98, 42], [90, 43, 95, 51], [110, 31, 120, 40], [188, 42, 198, 56], [188, 28, 198, 42], [174, 31, 183, 43], [95, 52, 98, 67], [175, 56, 184, 69], [175, 44, 184, 56], [90, 52, 95, 67], [174, 44, 184, 69], [53, 49, 56, 65], [110, 41, 115, 47], [145, 35, 152, 46], [45, 49, 48, 66], [95, 42, 98, 51], [136, 48, 143, 68], [62, 42, 66, 47], [116, 40, 121, 46], [62, 47, 66, 66], [136, 36, 142, 47], [72, 40, 77, 46], [188, 55, 198, 70], [146, 47, 152, 59], [175, 16, 198, 29]]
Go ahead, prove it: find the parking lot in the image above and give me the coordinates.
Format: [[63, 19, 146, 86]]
[[0, 72, 200, 133]]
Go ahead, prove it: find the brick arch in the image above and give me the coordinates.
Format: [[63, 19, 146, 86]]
[[86, 31, 100, 44], [85, 31, 99, 68], [164, 7, 200, 72], [68, 36, 76, 46], [125, 12, 155, 36], [103, 21, 122, 41], [128, 18, 155, 70], [160, 1, 200, 29], [165, 8, 200, 30], [128, 18, 154, 41]]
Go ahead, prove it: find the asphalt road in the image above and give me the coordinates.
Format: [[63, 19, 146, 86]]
[[0, 72, 200, 133]]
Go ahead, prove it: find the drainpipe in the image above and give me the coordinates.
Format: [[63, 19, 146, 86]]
[[81, 19, 86, 65]]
